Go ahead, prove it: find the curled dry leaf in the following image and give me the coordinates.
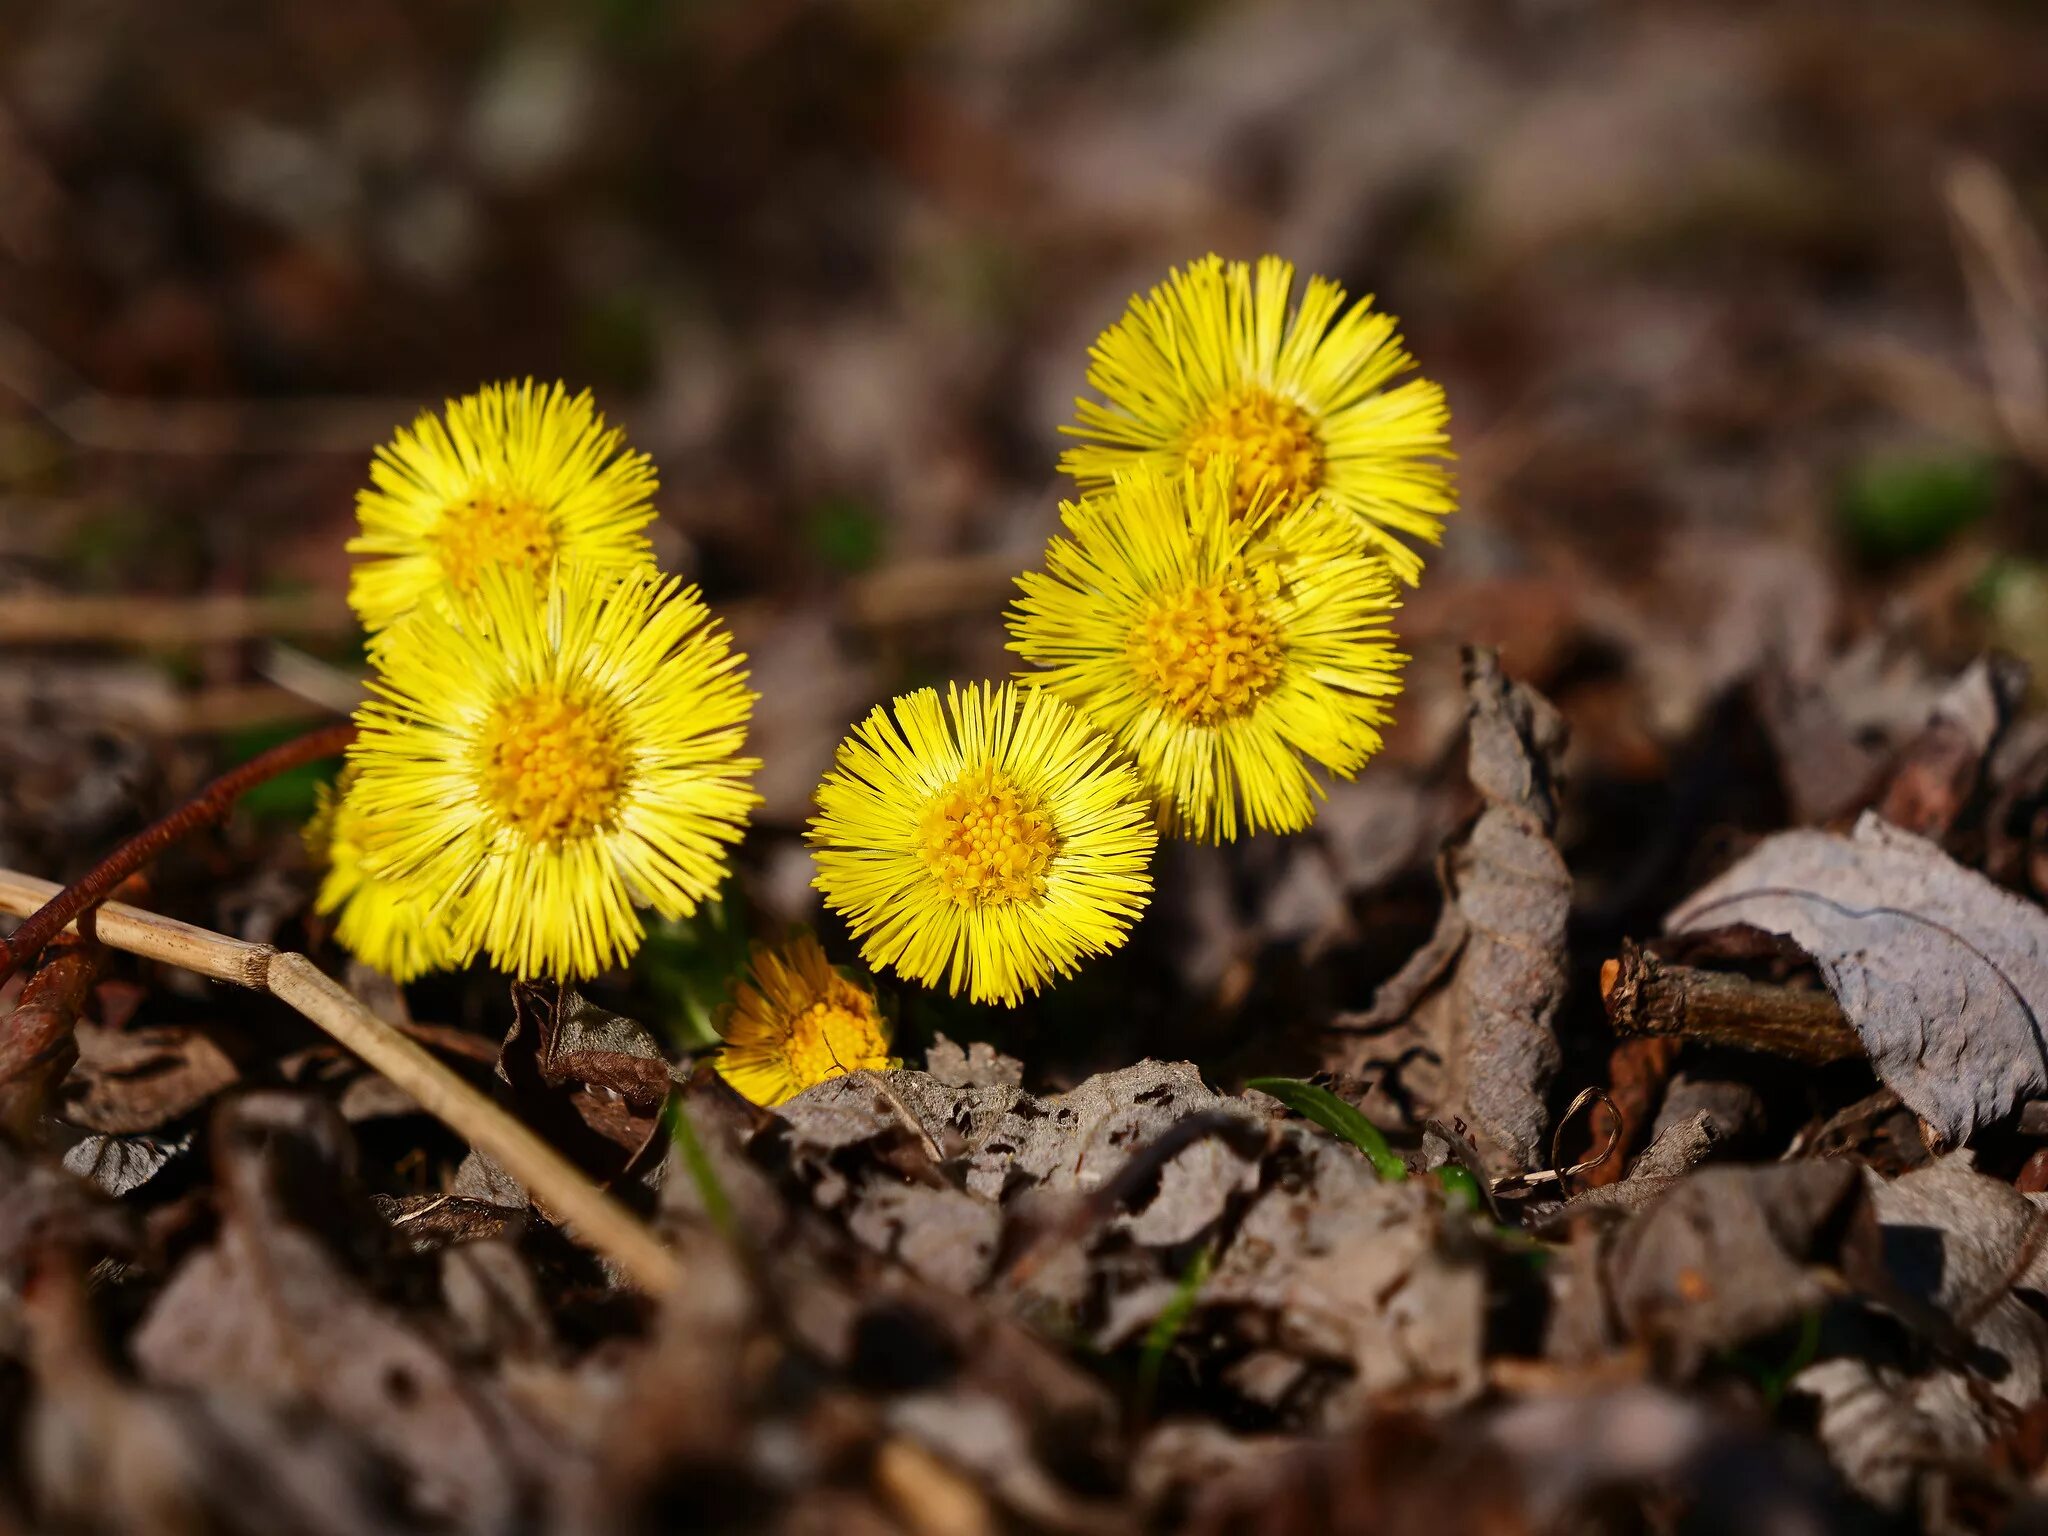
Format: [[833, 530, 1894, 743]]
[[1794, 1157, 2048, 1511], [1329, 647, 1569, 1173], [1875, 653, 2028, 841], [1669, 811, 2048, 1146], [500, 983, 673, 1165], [60, 1018, 238, 1134], [1546, 1159, 1867, 1374]]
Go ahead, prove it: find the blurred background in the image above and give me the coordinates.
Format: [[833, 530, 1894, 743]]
[[1, 0, 2044, 1073]]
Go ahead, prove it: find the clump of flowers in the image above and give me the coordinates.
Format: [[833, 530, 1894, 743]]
[[714, 932, 897, 1106], [347, 563, 759, 981], [303, 768, 461, 983], [348, 379, 659, 632], [286, 250, 1442, 1024], [1061, 254, 1453, 584], [808, 681, 1157, 1006], [1009, 463, 1405, 841]]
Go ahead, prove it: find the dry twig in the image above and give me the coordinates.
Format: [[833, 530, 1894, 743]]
[[0, 592, 357, 648], [1600, 942, 1859, 1066], [0, 868, 683, 1295], [1947, 157, 2048, 475], [0, 722, 356, 986]]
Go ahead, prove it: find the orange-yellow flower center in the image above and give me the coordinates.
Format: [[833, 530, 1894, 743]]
[[476, 686, 628, 844], [1128, 579, 1284, 726], [1182, 386, 1324, 516], [918, 765, 1059, 907], [431, 491, 558, 594], [783, 996, 894, 1090]]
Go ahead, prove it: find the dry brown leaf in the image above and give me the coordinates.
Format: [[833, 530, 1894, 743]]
[[1329, 648, 1569, 1172], [131, 1093, 561, 1532], [1670, 812, 2048, 1146], [61, 1018, 238, 1134]]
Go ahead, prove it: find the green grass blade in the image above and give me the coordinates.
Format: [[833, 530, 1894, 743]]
[[1434, 1163, 1483, 1212], [664, 1094, 738, 1245], [1135, 1244, 1214, 1420], [1245, 1076, 1406, 1180]]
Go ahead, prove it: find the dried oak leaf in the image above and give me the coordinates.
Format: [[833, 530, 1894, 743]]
[[1154, 1386, 1857, 1536], [782, 1060, 1261, 1254], [1793, 1157, 2048, 1512], [132, 1093, 559, 1533], [59, 1128, 192, 1196], [500, 983, 673, 1166], [26, 1272, 417, 1536], [1669, 810, 2048, 1147], [1199, 1131, 1487, 1424], [1330, 647, 1569, 1172], [1546, 1159, 1866, 1373], [60, 1018, 238, 1134]]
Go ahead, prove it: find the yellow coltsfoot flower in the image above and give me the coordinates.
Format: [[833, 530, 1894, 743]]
[[1061, 254, 1452, 583], [348, 379, 659, 632], [348, 563, 760, 981], [714, 932, 898, 1107], [303, 769, 462, 983], [808, 681, 1156, 1007], [1009, 464, 1406, 842]]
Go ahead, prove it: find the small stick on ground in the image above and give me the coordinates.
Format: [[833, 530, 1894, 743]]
[[0, 592, 357, 648], [1600, 941, 1860, 1067], [0, 721, 355, 987], [0, 867, 683, 1296]]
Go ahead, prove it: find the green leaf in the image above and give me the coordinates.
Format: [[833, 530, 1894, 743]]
[[1434, 1164, 1483, 1212], [1245, 1076, 1405, 1181], [639, 883, 750, 1050], [224, 722, 340, 823], [1725, 1308, 1824, 1407], [803, 496, 884, 573], [663, 1094, 737, 1245], [1134, 1244, 1213, 1420], [1838, 450, 1995, 563]]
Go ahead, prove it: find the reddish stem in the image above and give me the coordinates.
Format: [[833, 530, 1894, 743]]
[[0, 935, 106, 1143], [0, 720, 356, 987]]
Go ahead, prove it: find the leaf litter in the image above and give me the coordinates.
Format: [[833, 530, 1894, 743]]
[[23, 659, 2048, 1531], [10, 7, 2048, 1530]]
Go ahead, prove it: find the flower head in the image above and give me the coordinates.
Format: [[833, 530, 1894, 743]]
[[1061, 254, 1452, 583], [809, 682, 1156, 1006], [714, 932, 897, 1107], [303, 769, 462, 983], [1009, 463, 1405, 842], [348, 563, 759, 980], [348, 380, 658, 632]]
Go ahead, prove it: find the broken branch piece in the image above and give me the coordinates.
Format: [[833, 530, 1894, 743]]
[[1600, 942, 1861, 1067], [0, 867, 682, 1295]]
